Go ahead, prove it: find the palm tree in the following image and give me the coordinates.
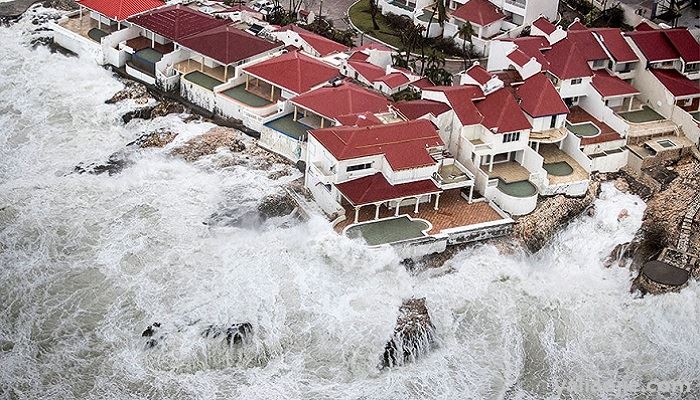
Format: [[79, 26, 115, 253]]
[[453, 21, 474, 70], [369, 0, 380, 30]]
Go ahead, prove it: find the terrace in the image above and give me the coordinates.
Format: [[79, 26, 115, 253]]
[[264, 114, 313, 140], [618, 106, 665, 123], [59, 13, 116, 42], [538, 144, 590, 185], [567, 106, 623, 146], [183, 71, 223, 91], [336, 189, 504, 235], [174, 60, 227, 83]]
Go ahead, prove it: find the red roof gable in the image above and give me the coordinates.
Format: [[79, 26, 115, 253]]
[[627, 30, 681, 62], [310, 119, 443, 170], [78, 0, 164, 21], [592, 28, 638, 63], [663, 29, 700, 63], [508, 37, 551, 69], [634, 21, 656, 31], [335, 112, 384, 127], [507, 49, 531, 67], [651, 69, 700, 98], [515, 73, 568, 117], [395, 99, 451, 120], [375, 72, 410, 88], [465, 64, 492, 85], [291, 82, 389, 120], [336, 173, 441, 206], [277, 25, 348, 56], [177, 25, 281, 65], [532, 16, 556, 35], [127, 5, 228, 41], [545, 39, 592, 79], [348, 52, 369, 61], [567, 30, 609, 62], [452, 0, 505, 26], [243, 51, 339, 94], [425, 85, 484, 126], [591, 70, 640, 98], [347, 60, 386, 82], [568, 20, 588, 31], [476, 88, 531, 133], [410, 77, 435, 89]]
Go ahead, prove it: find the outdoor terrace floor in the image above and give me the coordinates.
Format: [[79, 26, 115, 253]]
[[539, 144, 590, 185], [480, 161, 530, 183], [336, 189, 504, 235], [60, 14, 115, 41], [125, 36, 173, 53], [183, 71, 223, 91], [264, 114, 312, 140], [221, 84, 275, 108], [175, 60, 227, 82], [568, 106, 623, 146]]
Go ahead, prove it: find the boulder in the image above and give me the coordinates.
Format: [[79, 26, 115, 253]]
[[201, 322, 253, 346], [74, 151, 129, 176], [150, 100, 186, 118], [170, 127, 245, 162], [106, 80, 148, 105], [257, 192, 297, 220], [382, 298, 435, 368], [0, 340, 14, 352], [127, 129, 178, 149], [42, 0, 78, 10]]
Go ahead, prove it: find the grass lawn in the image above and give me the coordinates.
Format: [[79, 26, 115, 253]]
[[349, 0, 404, 49]]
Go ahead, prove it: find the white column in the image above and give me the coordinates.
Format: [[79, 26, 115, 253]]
[[293, 106, 298, 121], [414, 196, 420, 213], [375, 204, 380, 220], [628, 96, 633, 111], [489, 155, 494, 173], [468, 185, 474, 203], [245, 74, 249, 90], [354, 207, 360, 223], [434, 193, 441, 210], [395, 199, 402, 216]]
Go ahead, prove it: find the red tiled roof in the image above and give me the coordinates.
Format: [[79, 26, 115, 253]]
[[310, 119, 443, 170], [177, 25, 281, 65], [635, 21, 656, 31], [476, 88, 531, 133], [127, 5, 228, 41], [532, 16, 556, 35], [214, 5, 258, 14], [395, 99, 451, 120], [591, 70, 640, 98], [351, 42, 393, 52], [465, 64, 492, 85], [545, 39, 592, 79], [507, 49, 531, 67], [335, 112, 384, 127], [336, 173, 441, 206], [410, 77, 435, 89], [651, 69, 700, 98], [568, 20, 588, 31], [626, 31, 676, 61], [592, 28, 638, 63], [425, 85, 485, 126], [78, 0, 164, 21], [375, 72, 410, 88], [291, 82, 389, 120], [348, 52, 369, 61], [347, 60, 386, 82], [277, 25, 348, 56], [452, 0, 505, 26], [243, 51, 339, 94], [663, 29, 700, 63], [507, 37, 551, 69], [567, 30, 609, 62], [515, 73, 568, 117]]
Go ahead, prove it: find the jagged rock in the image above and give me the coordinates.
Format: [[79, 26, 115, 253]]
[[201, 322, 253, 346], [141, 322, 161, 337], [150, 100, 185, 118], [617, 209, 629, 221], [42, 0, 78, 10], [170, 127, 245, 162], [514, 181, 601, 253], [267, 169, 292, 180], [382, 298, 435, 368], [127, 129, 178, 148], [613, 178, 629, 193], [74, 151, 129, 176], [121, 106, 154, 124], [144, 338, 158, 349], [106, 80, 148, 105], [0, 340, 14, 352], [295, 160, 306, 173], [257, 192, 297, 220]]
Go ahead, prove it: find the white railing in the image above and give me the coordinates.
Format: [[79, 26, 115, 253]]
[[672, 106, 700, 145]]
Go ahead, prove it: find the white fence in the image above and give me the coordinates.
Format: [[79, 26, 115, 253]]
[[258, 125, 306, 163], [102, 27, 139, 67], [672, 106, 700, 146]]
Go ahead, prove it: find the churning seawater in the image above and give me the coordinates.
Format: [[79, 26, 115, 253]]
[[1, 7, 699, 400]]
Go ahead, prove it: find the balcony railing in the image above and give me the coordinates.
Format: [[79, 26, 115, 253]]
[[505, 0, 526, 8]]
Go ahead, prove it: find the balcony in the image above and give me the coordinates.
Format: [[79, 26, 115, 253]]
[[310, 161, 334, 185], [434, 159, 474, 189]]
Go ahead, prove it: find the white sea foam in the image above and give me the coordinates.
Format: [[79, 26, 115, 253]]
[[0, 8, 698, 400]]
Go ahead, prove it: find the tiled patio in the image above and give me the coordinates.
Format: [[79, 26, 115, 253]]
[[539, 144, 590, 185], [335, 190, 504, 234], [568, 106, 623, 146], [480, 161, 530, 183], [60, 14, 115, 41], [125, 36, 173, 53], [174, 60, 227, 82]]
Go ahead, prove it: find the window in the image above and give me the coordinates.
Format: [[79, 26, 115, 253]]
[[503, 132, 520, 143], [346, 163, 372, 172], [549, 115, 557, 129], [592, 59, 606, 68], [571, 78, 583, 85], [686, 63, 700, 73]]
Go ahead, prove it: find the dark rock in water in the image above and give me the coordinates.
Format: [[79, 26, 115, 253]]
[[150, 100, 185, 118], [202, 322, 253, 346], [106, 81, 148, 105], [121, 106, 155, 124], [42, 0, 78, 11], [257, 192, 297, 220], [0, 340, 14, 352], [226, 323, 253, 346], [170, 127, 245, 162], [74, 151, 129, 176], [295, 160, 306, 173], [127, 129, 178, 149], [144, 338, 158, 349], [141, 322, 162, 337], [382, 298, 435, 368]]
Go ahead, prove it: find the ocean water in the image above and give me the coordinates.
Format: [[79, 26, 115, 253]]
[[1, 8, 699, 400]]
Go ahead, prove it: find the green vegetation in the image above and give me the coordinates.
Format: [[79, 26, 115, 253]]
[[349, 0, 406, 49]]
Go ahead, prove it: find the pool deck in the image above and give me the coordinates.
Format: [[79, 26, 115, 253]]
[[59, 14, 115, 41], [175, 60, 227, 82], [539, 144, 590, 185], [335, 190, 504, 234], [264, 114, 312, 140], [568, 107, 623, 146], [481, 161, 530, 183]]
